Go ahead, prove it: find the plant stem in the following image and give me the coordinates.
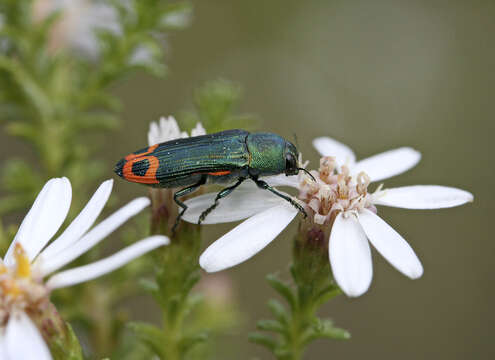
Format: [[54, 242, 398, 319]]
[[150, 190, 204, 359], [252, 224, 348, 359]]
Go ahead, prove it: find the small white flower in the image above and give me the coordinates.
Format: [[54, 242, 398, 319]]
[[0, 178, 169, 359], [190, 122, 207, 137], [147, 116, 206, 146], [33, 0, 120, 58], [182, 137, 473, 297]]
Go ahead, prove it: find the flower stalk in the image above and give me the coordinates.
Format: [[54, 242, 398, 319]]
[[250, 226, 349, 360], [30, 302, 83, 360], [130, 117, 209, 359], [131, 195, 206, 360]]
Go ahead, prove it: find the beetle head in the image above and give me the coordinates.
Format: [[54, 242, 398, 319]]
[[284, 141, 299, 176], [284, 140, 316, 181]]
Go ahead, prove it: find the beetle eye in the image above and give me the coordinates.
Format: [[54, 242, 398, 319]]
[[285, 153, 297, 173]]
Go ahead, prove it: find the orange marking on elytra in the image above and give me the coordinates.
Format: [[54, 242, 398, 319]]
[[125, 144, 159, 161], [207, 170, 231, 176], [123, 155, 160, 184]]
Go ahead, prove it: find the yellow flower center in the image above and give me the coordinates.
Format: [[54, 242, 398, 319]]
[[0, 244, 48, 324], [14, 244, 31, 279]]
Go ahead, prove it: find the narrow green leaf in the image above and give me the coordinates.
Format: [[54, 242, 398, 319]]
[[182, 271, 201, 294], [128, 322, 165, 358], [256, 319, 286, 334], [274, 347, 292, 359], [138, 278, 159, 298], [321, 326, 351, 340], [266, 274, 297, 310], [5, 121, 39, 141], [185, 293, 204, 310], [0, 56, 53, 119], [49, 321, 83, 360], [314, 286, 341, 308], [178, 332, 208, 354], [267, 299, 289, 324], [248, 332, 277, 350], [302, 318, 350, 345]]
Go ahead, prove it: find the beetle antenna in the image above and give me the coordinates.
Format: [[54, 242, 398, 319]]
[[298, 167, 316, 182]]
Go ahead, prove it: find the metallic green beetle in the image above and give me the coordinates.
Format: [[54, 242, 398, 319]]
[[114, 129, 313, 230]]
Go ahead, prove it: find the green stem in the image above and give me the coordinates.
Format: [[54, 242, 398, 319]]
[[162, 297, 187, 360], [284, 285, 320, 360], [149, 194, 204, 359], [252, 224, 348, 359], [287, 310, 305, 360]]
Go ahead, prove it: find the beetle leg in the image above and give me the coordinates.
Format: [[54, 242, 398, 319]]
[[198, 177, 246, 224], [173, 176, 207, 233], [252, 178, 307, 218]]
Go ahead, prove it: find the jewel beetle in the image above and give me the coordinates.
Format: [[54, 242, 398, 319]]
[[114, 129, 314, 230]]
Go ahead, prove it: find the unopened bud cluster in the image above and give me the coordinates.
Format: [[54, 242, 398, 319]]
[[298, 157, 377, 226]]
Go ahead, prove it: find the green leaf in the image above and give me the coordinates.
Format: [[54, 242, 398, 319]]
[[256, 319, 286, 334], [178, 331, 208, 354], [5, 121, 38, 141], [301, 318, 351, 345], [138, 278, 160, 303], [185, 293, 204, 311], [0, 55, 53, 119], [273, 347, 292, 359], [266, 274, 297, 311], [50, 321, 84, 360], [248, 332, 277, 351], [182, 270, 201, 294], [267, 299, 289, 324], [128, 322, 165, 358], [313, 285, 341, 308]]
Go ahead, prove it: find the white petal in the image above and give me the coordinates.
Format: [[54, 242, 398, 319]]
[[4, 178, 72, 267], [359, 209, 423, 279], [263, 174, 301, 188], [182, 181, 287, 224], [190, 122, 206, 137], [39, 197, 150, 276], [351, 147, 421, 182], [373, 185, 474, 209], [47, 235, 168, 289], [312, 137, 356, 168], [38, 180, 114, 261], [200, 204, 298, 272], [329, 213, 373, 297], [0, 335, 7, 359], [5, 312, 52, 360], [148, 121, 160, 145]]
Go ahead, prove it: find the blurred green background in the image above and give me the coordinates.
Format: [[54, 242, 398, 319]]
[[2, 0, 492, 358]]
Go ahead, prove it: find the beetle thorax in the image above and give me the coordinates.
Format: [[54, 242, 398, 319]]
[[246, 133, 286, 176]]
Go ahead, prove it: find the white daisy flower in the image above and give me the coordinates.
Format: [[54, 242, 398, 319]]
[[147, 115, 206, 146], [0, 177, 169, 359], [181, 137, 473, 297]]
